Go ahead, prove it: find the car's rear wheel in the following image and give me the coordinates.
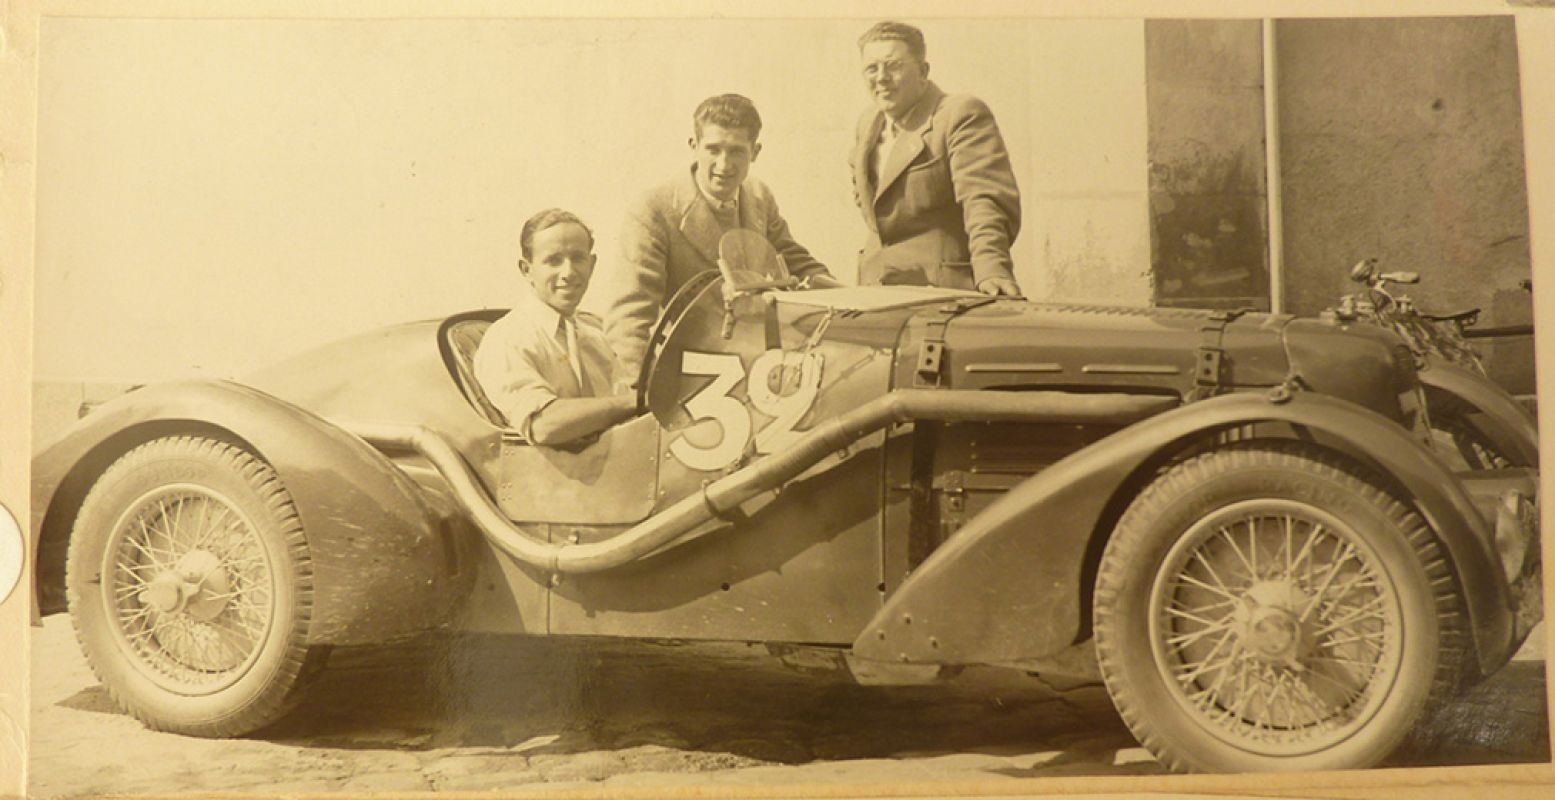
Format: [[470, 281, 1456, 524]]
[[1093, 441, 1465, 773], [66, 435, 324, 737]]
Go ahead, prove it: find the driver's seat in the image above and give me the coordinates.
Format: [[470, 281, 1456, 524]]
[[444, 317, 510, 428]]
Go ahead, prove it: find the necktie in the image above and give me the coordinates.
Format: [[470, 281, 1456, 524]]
[[873, 120, 899, 188], [555, 318, 585, 393], [711, 195, 739, 232]]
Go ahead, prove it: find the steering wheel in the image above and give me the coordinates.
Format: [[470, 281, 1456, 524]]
[[635, 269, 723, 413]]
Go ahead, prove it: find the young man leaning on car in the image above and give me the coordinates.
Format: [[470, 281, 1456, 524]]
[[603, 93, 841, 378], [474, 208, 637, 446]]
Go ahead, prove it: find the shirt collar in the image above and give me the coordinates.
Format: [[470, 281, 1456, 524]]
[[519, 285, 568, 334]]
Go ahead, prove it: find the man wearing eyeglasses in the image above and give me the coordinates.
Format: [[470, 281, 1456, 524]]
[[850, 21, 1023, 296]]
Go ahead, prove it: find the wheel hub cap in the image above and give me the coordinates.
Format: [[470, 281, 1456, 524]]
[[105, 484, 278, 691], [1149, 500, 1406, 756], [137, 549, 232, 621], [1234, 581, 1309, 667]]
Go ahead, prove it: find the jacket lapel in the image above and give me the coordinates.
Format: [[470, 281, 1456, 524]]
[[873, 82, 944, 203], [855, 112, 885, 215], [874, 132, 926, 202], [674, 168, 723, 268], [737, 180, 765, 232]]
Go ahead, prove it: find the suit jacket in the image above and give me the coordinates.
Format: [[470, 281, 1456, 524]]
[[604, 166, 832, 376], [851, 82, 1021, 290]]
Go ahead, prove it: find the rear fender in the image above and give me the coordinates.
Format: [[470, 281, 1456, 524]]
[[32, 380, 463, 644], [853, 390, 1513, 674], [1421, 358, 1539, 467]]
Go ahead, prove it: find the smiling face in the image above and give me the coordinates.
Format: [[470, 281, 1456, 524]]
[[520, 221, 596, 316], [690, 123, 761, 204], [860, 39, 930, 120]]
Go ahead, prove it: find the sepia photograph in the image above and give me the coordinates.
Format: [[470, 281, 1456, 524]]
[[3, 1, 1554, 797]]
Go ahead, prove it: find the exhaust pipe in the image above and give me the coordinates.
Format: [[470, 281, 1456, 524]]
[[345, 390, 1176, 574]]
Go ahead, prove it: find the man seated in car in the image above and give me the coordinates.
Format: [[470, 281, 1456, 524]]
[[474, 208, 637, 445]]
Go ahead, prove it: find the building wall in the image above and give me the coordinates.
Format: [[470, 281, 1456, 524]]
[[1139, 15, 1533, 392], [1145, 19, 1270, 310], [1278, 16, 1531, 323], [1275, 16, 1534, 390], [1021, 21, 1154, 307]]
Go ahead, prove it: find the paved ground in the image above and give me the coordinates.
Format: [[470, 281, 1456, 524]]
[[27, 614, 1550, 797]]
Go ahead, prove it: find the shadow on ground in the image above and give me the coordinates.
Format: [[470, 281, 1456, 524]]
[[256, 634, 1132, 765], [245, 632, 1549, 769], [1403, 661, 1550, 766]]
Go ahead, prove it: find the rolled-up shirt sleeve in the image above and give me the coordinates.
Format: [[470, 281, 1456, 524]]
[[473, 325, 558, 441]]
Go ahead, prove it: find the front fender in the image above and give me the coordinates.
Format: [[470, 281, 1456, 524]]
[[853, 390, 1514, 674], [32, 380, 462, 645], [1421, 358, 1539, 468]]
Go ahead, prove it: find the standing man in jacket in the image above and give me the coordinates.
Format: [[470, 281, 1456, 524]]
[[851, 21, 1022, 296], [604, 93, 838, 378]]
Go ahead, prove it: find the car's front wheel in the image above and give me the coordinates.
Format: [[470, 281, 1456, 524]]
[[1092, 441, 1465, 773], [66, 435, 324, 737]]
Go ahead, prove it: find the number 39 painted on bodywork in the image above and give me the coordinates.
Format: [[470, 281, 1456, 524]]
[[668, 349, 824, 472]]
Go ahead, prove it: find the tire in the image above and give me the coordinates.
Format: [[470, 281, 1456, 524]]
[[66, 435, 321, 737], [1092, 442, 1466, 773]]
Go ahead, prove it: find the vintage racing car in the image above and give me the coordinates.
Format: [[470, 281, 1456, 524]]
[[30, 232, 1542, 773]]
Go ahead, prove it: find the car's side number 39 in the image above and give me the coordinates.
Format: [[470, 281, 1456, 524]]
[[668, 349, 824, 472]]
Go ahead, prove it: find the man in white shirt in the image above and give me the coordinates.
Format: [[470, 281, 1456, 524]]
[[474, 209, 636, 445]]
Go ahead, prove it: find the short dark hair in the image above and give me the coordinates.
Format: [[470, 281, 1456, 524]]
[[692, 94, 762, 141], [520, 208, 593, 262], [858, 21, 927, 62]]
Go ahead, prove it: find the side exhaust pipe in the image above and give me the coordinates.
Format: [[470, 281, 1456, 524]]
[[344, 390, 1177, 574]]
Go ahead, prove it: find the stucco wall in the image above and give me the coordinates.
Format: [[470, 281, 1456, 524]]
[[1141, 15, 1533, 393], [1144, 19, 1269, 309], [1276, 17, 1532, 326]]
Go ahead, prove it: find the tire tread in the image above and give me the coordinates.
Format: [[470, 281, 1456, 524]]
[[66, 435, 319, 738], [1092, 441, 1467, 773]]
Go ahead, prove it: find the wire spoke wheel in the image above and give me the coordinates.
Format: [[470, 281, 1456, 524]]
[[67, 436, 322, 737], [1093, 442, 1465, 773], [1151, 500, 1403, 755], [104, 485, 276, 692]]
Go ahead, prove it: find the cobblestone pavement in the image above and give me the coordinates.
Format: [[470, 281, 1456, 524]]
[[27, 614, 1549, 796]]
